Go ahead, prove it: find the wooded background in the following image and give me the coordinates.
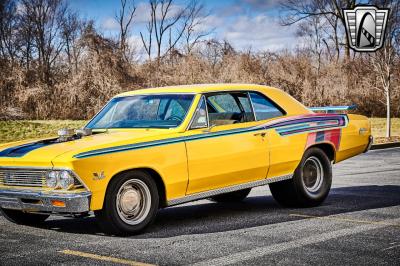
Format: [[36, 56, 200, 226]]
[[0, 0, 399, 135]]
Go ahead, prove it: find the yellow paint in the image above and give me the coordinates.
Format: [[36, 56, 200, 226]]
[[184, 122, 269, 194], [266, 129, 307, 178], [0, 84, 371, 212], [336, 114, 371, 162], [60, 250, 155, 266]]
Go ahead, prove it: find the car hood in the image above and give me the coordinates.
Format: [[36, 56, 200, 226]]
[[0, 129, 177, 166]]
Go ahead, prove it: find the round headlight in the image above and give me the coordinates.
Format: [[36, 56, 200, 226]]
[[58, 171, 75, 190], [46, 171, 59, 188]]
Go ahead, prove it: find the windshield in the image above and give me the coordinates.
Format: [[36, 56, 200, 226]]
[[86, 94, 195, 129]]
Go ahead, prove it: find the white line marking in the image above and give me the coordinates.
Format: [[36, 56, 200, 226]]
[[382, 244, 400, 251], [192, 218, 400, 266]]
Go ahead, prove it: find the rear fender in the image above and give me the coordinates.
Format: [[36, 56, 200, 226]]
[[336, 114, 371, 162]]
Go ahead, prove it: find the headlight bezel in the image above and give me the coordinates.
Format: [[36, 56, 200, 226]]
[[46, 170, 79, 190], [46, 171, 59, 188], [58, 170, 75, 190]]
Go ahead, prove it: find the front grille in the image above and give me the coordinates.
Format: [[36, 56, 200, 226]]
[[0, 168, 47, 187]]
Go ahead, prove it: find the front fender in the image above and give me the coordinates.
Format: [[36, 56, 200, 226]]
[[52, 142, 188, 211]]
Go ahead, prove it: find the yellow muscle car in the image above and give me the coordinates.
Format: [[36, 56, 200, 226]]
[[0, 84, 372, 235]]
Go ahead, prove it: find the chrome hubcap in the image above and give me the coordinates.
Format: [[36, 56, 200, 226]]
[[302, 156, 324, 193], [116, 179, 151, 225]]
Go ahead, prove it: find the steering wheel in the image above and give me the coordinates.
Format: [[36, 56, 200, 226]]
[[166, 115, 183, 122]]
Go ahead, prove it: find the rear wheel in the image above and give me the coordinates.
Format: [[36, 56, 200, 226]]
[[269, 147, 332, 207], [210, 188, 251, 203], [95, 170, 159, 236], [0, 208, 49, 225]]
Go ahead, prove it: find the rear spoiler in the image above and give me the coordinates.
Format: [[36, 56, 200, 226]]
[[309, 105, 357, 114]]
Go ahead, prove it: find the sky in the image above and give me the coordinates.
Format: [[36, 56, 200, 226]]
[[69, 0, 298, 54]]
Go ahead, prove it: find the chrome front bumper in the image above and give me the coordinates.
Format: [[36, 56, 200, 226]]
[[0, 189, 91, 214]]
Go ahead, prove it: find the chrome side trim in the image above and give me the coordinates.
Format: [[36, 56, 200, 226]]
[[167, 174, 293, 206], [0, 189, 91, 213]]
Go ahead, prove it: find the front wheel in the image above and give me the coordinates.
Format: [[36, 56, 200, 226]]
[[0, 208, 49, 225], [269, 147, 332, 207], [95, 170, 159, 236]]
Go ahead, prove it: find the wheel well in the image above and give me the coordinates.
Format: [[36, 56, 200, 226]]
[[308, 143, 336, 162], [110, 168, 167, 208]]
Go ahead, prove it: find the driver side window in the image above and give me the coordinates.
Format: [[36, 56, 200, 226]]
[[206, 92, 255, 126]]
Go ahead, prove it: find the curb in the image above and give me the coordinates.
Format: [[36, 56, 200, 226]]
[[371, 142, 400, 150]]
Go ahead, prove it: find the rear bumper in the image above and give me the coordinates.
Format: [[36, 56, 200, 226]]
[[0, 189, 91, 214], [364, 135, 373, 153]]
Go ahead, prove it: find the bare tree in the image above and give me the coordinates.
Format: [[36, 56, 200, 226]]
[[140, 0, 191, 63], [20, 0, 69, 84], [61, 11, 83, 73], [0, 0, 19, 64], [369, 0, 400, 138], [116, 0, 136, 62], [280, 0, 356, 61], [297, 16, 328, 75], [201, 39, 223, 73], [183, 0, 213, 54], [140, 7, 154, 59], [17, 4, 35, 70]]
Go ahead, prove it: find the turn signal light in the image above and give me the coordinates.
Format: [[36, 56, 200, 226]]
[[51, 200, 66, 207]]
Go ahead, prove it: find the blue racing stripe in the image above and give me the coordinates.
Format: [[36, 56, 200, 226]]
[[0, 139, 57, 157], [74, 115, 348, 159], [74, 127, 264, 159]]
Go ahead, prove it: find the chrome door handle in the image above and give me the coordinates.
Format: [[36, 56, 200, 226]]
[[254, 132, 266, 137]]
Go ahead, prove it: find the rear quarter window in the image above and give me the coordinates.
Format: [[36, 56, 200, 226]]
[[249, 92, 285, 120]]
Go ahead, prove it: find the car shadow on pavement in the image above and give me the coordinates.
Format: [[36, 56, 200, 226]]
[[29, 185, 400, 238]]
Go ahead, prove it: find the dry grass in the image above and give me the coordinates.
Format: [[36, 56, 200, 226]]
[[0, 118, 399, 145], [0, 120, 86, 144], [370, 118, 400, 137], [370, 118, 400, 144]]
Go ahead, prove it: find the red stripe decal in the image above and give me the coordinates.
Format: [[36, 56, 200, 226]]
[[305, 128, 341, 150]]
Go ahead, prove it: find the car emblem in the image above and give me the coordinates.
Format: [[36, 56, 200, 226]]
[[93, 171, 106, 180], [343, 5, 389, 52], [359, 128, 368, 135]]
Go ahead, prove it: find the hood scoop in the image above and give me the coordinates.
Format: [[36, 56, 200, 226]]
[[57, 128, 93, 142], [57, 128, 75, 142]]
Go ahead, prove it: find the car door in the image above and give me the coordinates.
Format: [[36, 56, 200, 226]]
[[184, 91, 269, 195], [248, 91, 304, 179]]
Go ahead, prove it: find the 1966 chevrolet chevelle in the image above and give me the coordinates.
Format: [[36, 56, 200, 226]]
[[0, 84, 372, 235]]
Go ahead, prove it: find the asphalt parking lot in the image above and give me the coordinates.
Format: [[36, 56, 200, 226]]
[[1, 148, 399, 266]]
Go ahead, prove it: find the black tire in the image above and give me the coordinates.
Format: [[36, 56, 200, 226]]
[[269, 147, 332, 207], [210, 188, 251, 203], [95, 170, 159, 236], [0, 208, 49, 225]]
